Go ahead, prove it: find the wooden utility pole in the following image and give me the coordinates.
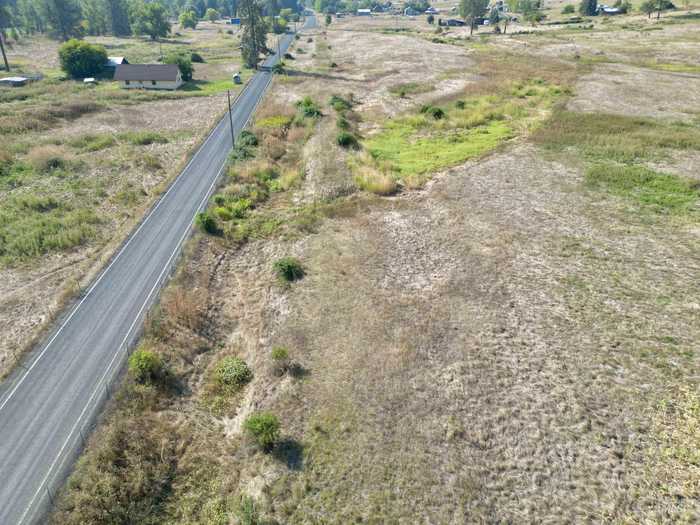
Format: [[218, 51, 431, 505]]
[[0, 32, 9, 72], [227, 90, 235, 147]]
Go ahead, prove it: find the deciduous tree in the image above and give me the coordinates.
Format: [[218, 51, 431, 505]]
[[131, 1, 170, 40], [459, 0, 489, 35]]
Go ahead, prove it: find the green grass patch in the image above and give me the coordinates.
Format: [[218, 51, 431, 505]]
[[255, 115, 293, 129], [388, 82, 435, 98], [68, 133, 117, 152], [365, 119, 512, 177], [533, 110, 700, 163], [585, 163, 699, 214], [361, 79, 563, 182], [0, 195, 101, 264]]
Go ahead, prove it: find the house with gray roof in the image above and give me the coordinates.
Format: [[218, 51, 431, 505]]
[[114, 64, 183, 91]]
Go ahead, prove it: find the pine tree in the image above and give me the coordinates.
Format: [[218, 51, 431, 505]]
[[42, 0, 84, 40], [107, 0, 130, 35], [239, 0, 266, 68]]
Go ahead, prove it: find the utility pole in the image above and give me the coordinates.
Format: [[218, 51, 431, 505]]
[[0, 32, 9, 72], [227, 90, 235, 147]]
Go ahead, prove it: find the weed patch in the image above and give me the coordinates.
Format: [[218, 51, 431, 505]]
[[533, 110, 700, 163], [0, 196, 100, 264], [585, 163, 699, 214]]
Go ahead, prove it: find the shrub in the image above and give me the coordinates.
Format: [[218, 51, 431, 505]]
[[27, 145, 67, 172], [243, 412, 280, 451], [191, 51, 205, 63], [427, 13, 435, 23], [562, 3, 575, 12], [205, 7, 219, 21], [283, 52, 294, 60], [121, 131, 168, 145], [214, 356, 252, 391], [128, 348, 163, 383], [420, 105, 445, 119], [58, 39, 108, 78], [271, 346, 289, 361], [214, 206, 234, 220], [164, 52, 194, 81], [336, 131, 359, 149], [179, 10, 197, 29], [329, 61, 338, 68], [273, 256, 304, 282], [455, 100, 466, 109], [329, 94, 352, 112], [196, 211, 219, 234], [295, 96, 322, 118], [272, 61, 285, 74], [238, 130, 258, 147], [337, 116, 350, 130]]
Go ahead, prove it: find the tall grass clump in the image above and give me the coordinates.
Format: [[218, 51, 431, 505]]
[[354, 166, 398, 196], [243, 412, 280, 452], [273, 257, 304, 282]]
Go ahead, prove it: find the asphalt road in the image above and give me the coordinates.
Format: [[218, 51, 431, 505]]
[[0, 15, 315, 525]]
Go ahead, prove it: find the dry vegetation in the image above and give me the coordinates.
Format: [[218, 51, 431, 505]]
[[53, 8, 700, 524], [0, 21, 248, 378]]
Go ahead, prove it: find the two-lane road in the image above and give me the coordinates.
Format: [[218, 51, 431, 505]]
[[0, 15, 315, 524]]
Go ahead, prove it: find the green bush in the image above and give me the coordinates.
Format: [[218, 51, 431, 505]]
[[196, 211, 219, 234], [420, 105, 445, 120], [336, 131, 359, 149], [238, 130, 258, 147], [191, 51, 205, 63], [455, 100, 466, 109], [273, 257, 304, 282], [243, 412, 280, 451], [214, 356, 252, 390], [271, 346, 289, 361], [128, 348, 163, 383], [329, 95, 352, 112], [337, 116, 350, 130], [179, 10, 197, 29], [58, 39, 108, 79], [205, 7, 219, 21], [295, 96, 322, 118], [272, 61, 285, 74], [561, 4, 575, 13], [164, 52, 194, 81]]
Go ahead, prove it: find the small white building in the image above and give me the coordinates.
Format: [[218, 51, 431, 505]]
[[357, 8, 372, 15], [114, 64, 183, 90]]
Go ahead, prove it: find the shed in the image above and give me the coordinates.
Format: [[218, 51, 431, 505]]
[[357, 8, 372, 15], [114, 64, 183, 90], [0, 76, 29, 87]]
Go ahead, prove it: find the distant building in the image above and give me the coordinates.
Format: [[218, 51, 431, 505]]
[[357, 8, 372, 15], [104, 56, 129, 78], [114, 64, 183, 90], [0, 76, 29, 87]]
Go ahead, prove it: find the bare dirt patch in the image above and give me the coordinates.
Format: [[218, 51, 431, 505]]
[[568, 62, 700, 121]]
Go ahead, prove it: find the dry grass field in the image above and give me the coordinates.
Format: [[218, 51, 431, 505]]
[[0, 21, 249, 378], [52, 8, 700, 525]]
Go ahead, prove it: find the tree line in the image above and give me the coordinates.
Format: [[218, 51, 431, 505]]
[[0, 0, 300, 40]]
